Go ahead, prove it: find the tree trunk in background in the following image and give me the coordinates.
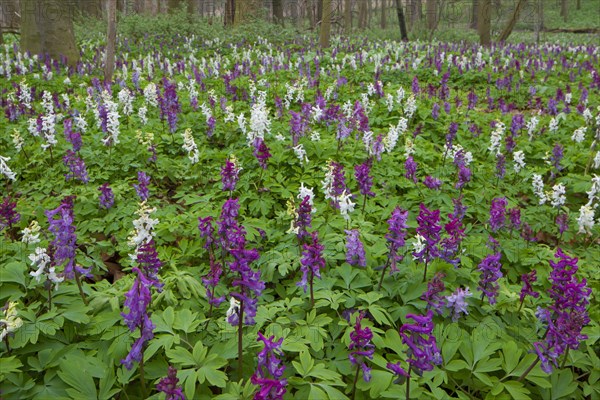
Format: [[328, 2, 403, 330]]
[[307, 0, 315, 29], [380, 0, 386, 29], [497, 0, 526, 42], [470, 0, 478, 29], [319, 0, 331, 47], [20, 0, 80, 66], [273, 0, 284, 25], [76, 0, 102, 18], [104, 0, 117, 82], [534, 0, 543, 43], [560, 0, 568, 22], [344, 0, 352, 32], [358, 0, 368, 29], [425, 0, 436, 30], [0, 18, 3, 45], [235, 0, 260, 24], [478, 0, 491, 46], [576, 0, 581, 9], [224, 0, 234, 26], [317, 0, 323, 25], [396, 0, 408, 40]]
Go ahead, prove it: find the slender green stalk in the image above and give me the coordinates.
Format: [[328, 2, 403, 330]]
[[517, 357, 539, 382], [561, 347, 570, 369], [377, 256, 391, 291], [238, 299, 244, 378], [350, 365, 360, 400], [310, 271, 315, 308], [405, 367, 412, 400], [73, 269, 88, 305], [139, 352, 147, 398]]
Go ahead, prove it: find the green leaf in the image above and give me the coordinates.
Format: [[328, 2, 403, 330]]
[[551, 369, 578, 399], [199, 366, 227, 388], [308, 384, 328, 400], [445, 359, 469, 371], [502, 341, 522, 374], [57, 359, 98, 399], [62, 303, 91, 324], [1, 262, 27, 287], [166, 346, 196, 367], [0, 356, 23, 375], [193, 341, 208, 364], [503, 381, 531, 400]]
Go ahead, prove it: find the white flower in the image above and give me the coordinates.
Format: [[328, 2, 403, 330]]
[[0, 155, 17, 181], [565, 93, 572, 104], [118, 88, 134, 116], [143, 83, 158, 107], [11, 129, 24, 151], [548, 117, 559, 133], [310, 131, 321, 142], [338, 190, 355, 221], [29, 247, 64, 290], [586, 175, 600, 207], [527, 116, 539, 140], [128, 202, 159, 260], [411, 234, 426, 259], [298, 183, 315, 209], [0, 302, 23, 341], [249, 94, 271, 144], [21, 221, 41, 244], [532, 174, 547, 205], [181, 128, 199, 164], [225, 297, 240, 323], [293, 144, 308, 165], [571, 127, 587, 143], [594, 151, 600, 170], [74, 114, 87, 133], [488, 121, 505, 155], [582, 108, 593, 124], [550, 184, 566, 208], [237, 113, 247, 134], [138, 106, 148, 125], [513, 150, 526, 173], [404, 95, 417, 118], [577, 205, 595, 234], [386, 94, 395, 113]]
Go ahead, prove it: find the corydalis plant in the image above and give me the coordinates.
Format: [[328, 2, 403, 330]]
[[221, 155, 241, 193], [477, 253, 502, 305], [0, 196, 20, 238], [354, 160, 375, 213], [349, 311, 374, 399], [345, 229, 366, 267], [98, 183, 114, 210], [378, 206, 408, 290], [297, 231, 325, 307], [413, 203, 441, 280], [134, 171, 151, 201], [251, 332, 287, 400], [156, 366, 184, 400]]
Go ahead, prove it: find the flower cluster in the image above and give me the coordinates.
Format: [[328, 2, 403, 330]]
[[345, 229, 366, 267], [421, 272, 446, 315], [348, 312, 374, 382], [489, 197, 507, 232], [0, 155, 17, 181], [253, 137, 272, 170], [0, 196, 20, 233], [477, 253, 503, 305], [251, 332, 288, 400], [293, 196, 312, 240], [63, 150, 89, 184], [45, 198, 83, 279], [446, 287, 472, 322], [156, 366, 184, 400], [181, 128, 199, 164], [29, 247, 64, 290], [519, 270, 539, 304], [297, 232, 326, 293], [0, 301, 23, 341], [439, 214, 465, 266], [412, 204, 441, 265], [386, 207, 409, 274], [98, 183, 114, 209], [354, 160, 375, 197], [134, 171, 151, 201], [399, 311, 442, 375], [221, 156, 241, 192], [534, 249, 590, 373]]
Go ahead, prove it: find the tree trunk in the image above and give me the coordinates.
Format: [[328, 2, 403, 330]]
[[273, 0, 284, 25], [560, 0, 568, 22], [317, 0, 323, 25], [478, 0, 491, 46], [396, 0, 408, 40], [380, 0, 386, 29], [358, 0, 368, 29], [104, 0, 117, 82], [0, 16, 3, 45], [497, 0, 526, 42], [224, 0, 235, 26], [470, 0, 478, 29], [344, 0, 352, 33], [534, 0, 543, 43], [576, 0, 581, 10], [235, 0, 260, 24], [20, 0, 80, 66], [319, 0, 331, 47], [426, 0, 436, 30]]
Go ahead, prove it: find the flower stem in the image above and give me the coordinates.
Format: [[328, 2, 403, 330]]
[[310, 271, 315, 308], [517, 298, 524, 313], [73, 269, 88, 305], [406, 367, 412, 400], [139, 352, 147, 399], [423, 261, 428, 282], [362, 194, 367, 215], [517, 357, 539, 382], [238, 299, 244, 379], [350, 365, 360, 400], [561, 347, 570, 369], [377, 257, 390, 291], [47, 286, 52, 312]]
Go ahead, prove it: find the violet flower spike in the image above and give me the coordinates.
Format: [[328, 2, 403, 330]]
[[446, 287, 472, 322], [0, 196, 20, 233], [345, 229, 366, 267], [251, 332, 288, 400], [98, 183, 114, 210], [156, 366, 185, 400], [134, 171, 150, 201], [489, 197, 507, 232], [399, 310, 442, 376], [477, 253, 503, 305], [349, 312, 375, 382], [421, 272, 446, 315]]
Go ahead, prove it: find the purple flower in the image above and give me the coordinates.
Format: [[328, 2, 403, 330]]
[[519, 270, 539, 303], [63, 119, 82, 152], [455, 162, 471, 189], [387, 361, 410, 384], [349, 312, 374, 382], [45, 198, 83, 279], [134, 171, 150, 201], [550, 144, 564, 178], [354, 161, 375, 197], [439, 215, 465, 267], [221, 159, 241, 192], [467, 91, 478, 110], [489, 197, 507, 232], [371, 134, 385, 161], [412, 204, 441, 265], [253, 138, 272, 170], [556, 212, 569, 235], [452, 195, 467, 221], [386, 207, 409, 274], [495, 154, 506, 179], [63, 150, 89, 183], [147, 145, 157, 163], [508, 207, 521, 231], [121, 267, 156, 370], [477, 253, 503, 305], [446, 287, 472, 322], [98, 183, 114, 209], [203, 258, 225, 307], [251, 332, 287, 400], [431, 103, 440, 120], [296, 232, 326, 293], [521, 222, 537, 242], [136, 240, 163, 290], [423, 176, 442, 190], [534, 249, 590, 373], [399, 311, 442, 376], [0, 196, 20, 232], [421, 272, 446, 315], [345, 229, 366, 267], [353, 101, 369, 133], [198, 216, 215, 249], [156, 366, 185, 400], [158, 78, 181, 133], [294, 196, 312, 240], [228, 244, 263, 326], [404, 156, 418, 183], [217, 199, 245, 251]]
